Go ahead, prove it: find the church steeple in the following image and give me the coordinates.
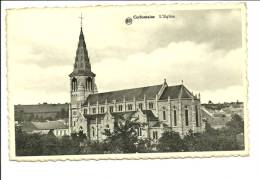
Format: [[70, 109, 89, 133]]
[[70, 26, 95, 77], [69, 18, 98, 117]]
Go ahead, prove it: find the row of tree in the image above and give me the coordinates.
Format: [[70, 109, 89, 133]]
[[15, 114, 244, 156]]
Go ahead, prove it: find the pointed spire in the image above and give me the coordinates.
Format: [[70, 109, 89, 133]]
[[70, 15, 95, 78]]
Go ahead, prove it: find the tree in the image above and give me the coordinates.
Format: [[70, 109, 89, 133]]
[[40, 130, 59, 155], [82, 140, 107, 154], [226, 114, 244, 135], [47, 129, 55, 137], [135, 138, 153, 153], [15, 126, 44, 156], [78, 129, 87, 142], [58, 135, 81, 155], [103, 117, 144, 153], [157, 131, 184, 152], [181, 122, 242, 152], [183, 129, 216, 152]]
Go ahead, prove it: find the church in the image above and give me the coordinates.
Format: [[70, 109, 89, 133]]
[[68, 25, 205, 141]]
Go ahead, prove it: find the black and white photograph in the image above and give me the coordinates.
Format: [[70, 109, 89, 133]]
[[6, 3, 248, 160]]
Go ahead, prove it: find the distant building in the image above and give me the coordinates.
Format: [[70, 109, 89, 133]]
[[22, 120, 69, 137], [69, 25, 205, 140]]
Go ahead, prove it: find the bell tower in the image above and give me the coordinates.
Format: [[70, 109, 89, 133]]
[[69, 16, 98, 129]]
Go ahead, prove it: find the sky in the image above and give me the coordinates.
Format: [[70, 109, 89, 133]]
[[6, 4, 247, 105]]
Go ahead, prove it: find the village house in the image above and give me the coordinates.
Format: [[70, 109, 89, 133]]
[[22, 120, 69, 137]]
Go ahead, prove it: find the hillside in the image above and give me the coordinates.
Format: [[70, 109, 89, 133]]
[[14, 103, 69, 122]]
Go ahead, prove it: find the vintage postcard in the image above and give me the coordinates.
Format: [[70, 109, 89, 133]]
[[7, 3, 248, 161]]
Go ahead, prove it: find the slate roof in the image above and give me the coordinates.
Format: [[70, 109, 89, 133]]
[[69, 28, 95, 77], [84, 114, 105, 124], [85, 84, 197, 105], [22, 121, 68, 131], [159, 85, 195, 100], [85, 84, 162, 105], [111, 111, 137, 121], [141, 110, 158, 121]]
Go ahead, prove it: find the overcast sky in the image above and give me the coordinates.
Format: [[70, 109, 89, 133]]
[[7, 4, 246, 105]]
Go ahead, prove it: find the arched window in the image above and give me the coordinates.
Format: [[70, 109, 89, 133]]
[[92, 127, 95, 137], [195, 105, 199, 127], [100, 107, 105, 113], [72, 78, 77, 91], [138, 103, 143, 110], [173, 106, 177, 126], [148, 102, 154, 109], [137, 127, 142, 136], [127, 104, 132, 111], [109, 106, 114, 113], [118, 105, 123, 111], [87, 77, 92, 90], [153, 131, 158, 140], [185, 105, 189, 126], [163, 110, 166, 120], [85, 78, 88, 90]]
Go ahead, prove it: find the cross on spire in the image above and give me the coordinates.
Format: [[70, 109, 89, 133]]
[[79, 13, 84, 28]]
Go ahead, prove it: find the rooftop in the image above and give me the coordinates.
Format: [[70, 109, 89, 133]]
[[85, 84, 197, 105], [22, 121, 68, 131]]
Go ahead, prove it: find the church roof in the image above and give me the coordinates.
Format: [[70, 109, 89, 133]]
[[85, 84, 162, 105], [111, 111, 137, 121], [85, 114, 105, 124], [85, 84, 197, 105], [141, 110, 158, 121], [159, 85, 196, 100]]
